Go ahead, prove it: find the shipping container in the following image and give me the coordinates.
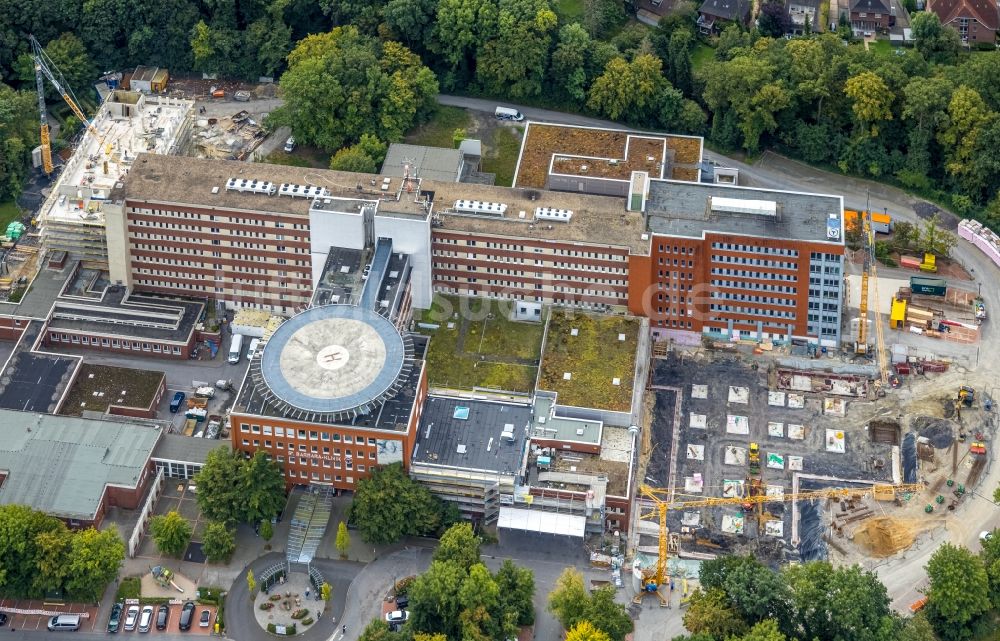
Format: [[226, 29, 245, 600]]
[[910, 276, 947, 297]]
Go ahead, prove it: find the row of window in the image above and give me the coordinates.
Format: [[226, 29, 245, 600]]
[[809, 264, 842, 275], [711, 292, 796, 307], [710, 268, 798, 282], [658, 244, 696, 255], [130, 218, 307, 241], [656, 271, 695, 281], [806, 313, 840, 323], [435, 277, 621, 299], [129, 207, 307, 230], [655, 319, 694, 328], [434, 286, 616, 311], [808, 277, 841, 288], [433, 237, 625, 261], [709, 304, 796, 320], [711, 280, 798, 294], [133, 269, 309, 291], [240, 424, 381, 444], [809, 252, 842, 262], [129, 233, 309, 263], [710, 242, 799, 257], [711, 255, 797, 270], [807, 289, 841, 299], [431, 251, 627, 274], [50, 332, 183, 353], [808, 301, 841, 312]]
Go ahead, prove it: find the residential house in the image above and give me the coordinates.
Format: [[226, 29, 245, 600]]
[[697, 0, 752, 33], [927, 0, 999, 43], [850, 0, 893, 33], [788, 0, 822, 33]]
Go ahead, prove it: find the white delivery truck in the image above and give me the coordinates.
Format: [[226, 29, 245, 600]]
[[228, 334, 244, 364], [495, 106, 524, 121]]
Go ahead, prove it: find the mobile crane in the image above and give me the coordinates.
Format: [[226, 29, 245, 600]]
[[633, 481, 923, 606], [30, 35, 101, 175]]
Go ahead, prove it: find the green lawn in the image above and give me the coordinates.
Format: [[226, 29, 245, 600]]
[[483, 126, 523, 187], [554, 0, 584, 23], [869, 39, 894, 56], [691, 43, 716, 72], [263, 145, 330, 169], [0, 201, 22, 229], [416, 294, 544, 394], [405, 106, 472, 148]]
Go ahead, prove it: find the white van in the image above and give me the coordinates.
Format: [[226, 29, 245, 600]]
[[495, 106, 524, 121], [48, 614, 81, 631], [247, 338, 261, 360], [284, 136, 296, 152], [228, 334, 244, 364]]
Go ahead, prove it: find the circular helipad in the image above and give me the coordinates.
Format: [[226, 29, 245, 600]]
[[259, 305, 406, 414]]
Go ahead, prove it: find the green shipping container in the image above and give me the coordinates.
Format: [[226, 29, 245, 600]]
[[910, 276, 947, 297]]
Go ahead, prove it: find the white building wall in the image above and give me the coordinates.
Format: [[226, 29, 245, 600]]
[[308, 203, 365, 286], [104, 200, 133, 287], [374, 213, 432, 309]]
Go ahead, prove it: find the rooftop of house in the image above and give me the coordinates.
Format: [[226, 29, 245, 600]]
[[153, 433, 229, 465], [850, 0, 891, 13], [46, 287, 204, 344], [928, 0, 999, 29], [412, 396, 531, 474], [513, 123, 704, 188], [0, 410, 160, 521], [530, 394, 604, 446], [382, 143, 465, 183], [698, 0, 751, 20], [644, 179, 845, 244], [0, 320, 81, 414]]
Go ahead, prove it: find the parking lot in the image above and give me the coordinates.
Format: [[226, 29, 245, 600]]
[[0, 600, 99, 632], [114, 603, 217, 635]]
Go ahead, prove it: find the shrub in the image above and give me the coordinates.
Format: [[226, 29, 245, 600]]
[[198, 586, 225, 605], [269, 594, 282, 602], [301, 617, 314, 626], [394, 576, 415, 596], [291, 608, 309, 619], [268, 623, 276, 634], [259, 602, 274, 611]]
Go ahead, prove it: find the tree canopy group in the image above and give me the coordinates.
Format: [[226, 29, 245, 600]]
[[193, 447, 287, 525], [2, 0, 1000, 219], [348, 462, 459, 544], [0, 504, 125, 601], [359, 523, 535, 641]]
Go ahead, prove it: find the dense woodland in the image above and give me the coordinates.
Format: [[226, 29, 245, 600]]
[[1, 1, 999, 219]]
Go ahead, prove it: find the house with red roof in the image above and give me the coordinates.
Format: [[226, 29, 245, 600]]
[[927, 0, 999, 43]]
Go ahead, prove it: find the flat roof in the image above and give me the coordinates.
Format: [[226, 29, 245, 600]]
[[382, 144, 463, 183], [531, 395, 603, 445], [42, 93, 192, 226], [0, 321, 80, 414], [645, 180, 845, 244], [58, 364, 164, 417], [0, 262, 76, 319], [313, 247, 365, 307], [153, 433, 229, 464], [413, 396, 531, 473], [514, 122, 704, 188], [0, 410, 160, 521], [46, 288, 204, 343], [117, 155, 650, 255]]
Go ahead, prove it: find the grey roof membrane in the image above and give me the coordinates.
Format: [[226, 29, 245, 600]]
[[413, 396, 531, 473], [259, 305, 406, 414]]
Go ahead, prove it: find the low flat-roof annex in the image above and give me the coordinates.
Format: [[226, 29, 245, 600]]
[[413, 396, 530, 474]]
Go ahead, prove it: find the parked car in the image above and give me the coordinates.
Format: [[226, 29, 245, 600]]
[[0, 612, 8, 627], [47, 614, 81, 631], [107, 603, 123, 633], [247, 338, 261, 360], [395, 595, 409, 609], [138, 605, 153, 633], [981, 531, 993, 542], [169, 391, 186, 413], [199, 609, 211, 628], [385, 610, 409, 624], [179, 602, 196, 631], [156, 605, 169, 631], [283, 137, 296, 153], [124, 606, 140, 631]]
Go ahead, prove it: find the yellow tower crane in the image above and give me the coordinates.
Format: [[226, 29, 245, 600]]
[[855, 194, 889, 386], [633, 481, 923, 606], [30, 35, 103, 175]]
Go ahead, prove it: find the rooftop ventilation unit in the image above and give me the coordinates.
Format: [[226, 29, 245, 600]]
[[711, 197, 777, 217], [535, 207, 574, 222], [279, 183, 330, 199], [225, 177, 277, 195], [453, 199, 507, 216]]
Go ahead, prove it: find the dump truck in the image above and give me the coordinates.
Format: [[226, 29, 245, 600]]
[[194, 386, 216, 399]]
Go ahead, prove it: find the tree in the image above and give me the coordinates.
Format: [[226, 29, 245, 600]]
[[548, 567, 588, 630], [33, 527, 73, 596], [150, 511, 192, 557], [925, 543, 990, 640], [845, 72, 894, 137], [758, 0, 791, 37], [551, 23, 593, 102], [938, 87, 996, 199], [260, 519, 273, 542], [432, 0, 497, 78], [201, 522, 236, 563], [409, 559, 469, 639], [194, 447, 245, 524], [349, 463, 456, 544], [459, 563, 501, 640], [588, 54, 669, 124], [476, 0, 558, 98], [434, 522, 480, 570], [65, 528, 125, 601], [566, 621, 612, 641], [0, 504, 64, 597], [702, 55, 789, 153], [494, 559, 536, 626], [666, 28, 694, 95], [784, 561, 896, 641], [911, 12, 961, 65], [918, 214, 957, 257], [240, 450, 287, 525], [247, 569, 256, 595], [584, 0, 626, 39], [20, 33, 96, 102], [384, 0, 438, 51], [330, 135, 388, 173], [716, 24, 752, 60], [895, 612, 938, 641], [335, 522, 351, 558], [0, 84, 38, 202], [321, 582, 332, 601], [583, 587, 633, 641], [273, 27, 438, 151], [901, 76, 953, 176], [740, 619, 788, 641], [683, 588, 748, 639], [698, 555, 791, 626], [360, 619, 407, 641]]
